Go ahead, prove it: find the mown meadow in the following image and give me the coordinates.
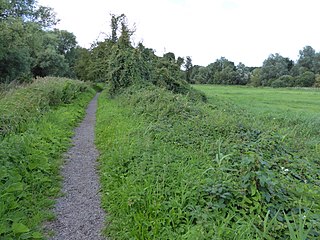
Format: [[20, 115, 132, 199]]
[[0, 78, 95, 239], [96, 84, 320, 239], [194, 85, 320, 164]]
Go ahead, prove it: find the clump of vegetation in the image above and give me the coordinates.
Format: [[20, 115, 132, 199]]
[[0, 78, 95, 239], [0, 77, 90, 138], [91, 14, 319, 238], [96, 85, 320, 239], [75, 14, 205, 101]]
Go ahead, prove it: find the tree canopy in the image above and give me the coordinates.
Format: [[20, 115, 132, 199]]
[[0, 0, 77, 83]]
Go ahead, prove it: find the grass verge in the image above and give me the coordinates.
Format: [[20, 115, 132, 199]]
[[96, 85, 320, 239], [0, 78, 95, 239]]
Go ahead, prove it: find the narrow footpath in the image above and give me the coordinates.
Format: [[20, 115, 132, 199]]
[[48, 93, 106, 240]]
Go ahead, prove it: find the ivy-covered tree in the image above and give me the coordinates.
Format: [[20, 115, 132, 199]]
[[184, 56, 193, 83]]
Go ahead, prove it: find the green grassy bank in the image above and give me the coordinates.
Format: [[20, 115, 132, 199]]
[[0, 78, 95, 239], [96, 85, 320, 239]]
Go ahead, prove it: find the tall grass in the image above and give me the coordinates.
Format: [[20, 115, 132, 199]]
[[0, 77, 90, 138], [0, 78, 95, 239], [96, 85, 320, 239]]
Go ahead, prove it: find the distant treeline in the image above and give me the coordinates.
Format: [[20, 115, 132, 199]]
[[1, 2, 319, 88], [188, 48, 320, 88]]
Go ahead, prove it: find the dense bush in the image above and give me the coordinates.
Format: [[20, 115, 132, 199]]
[[271, 75, 295, 88], [295, 71, 315, 87]]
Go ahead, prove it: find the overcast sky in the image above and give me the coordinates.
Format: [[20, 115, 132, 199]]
[[38, 0, 320, 67]]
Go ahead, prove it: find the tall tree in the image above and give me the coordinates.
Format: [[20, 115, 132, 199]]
[[184, 56, 193, 83], [297, 45, 317, 73], [236, 62, 250, 85], [260, 53, 292, 86]]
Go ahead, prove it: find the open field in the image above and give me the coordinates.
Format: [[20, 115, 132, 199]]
[[193, 85, 320, 118], [193, 84, 320, 157]]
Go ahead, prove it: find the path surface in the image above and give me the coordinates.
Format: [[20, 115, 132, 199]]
[[48, 93, 106, 240]]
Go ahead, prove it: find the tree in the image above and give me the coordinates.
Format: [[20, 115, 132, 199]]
[[297, 46, 316, 72], [271, 75, 295, 88], [0, 0, 64, 82], [209, 57, 237, 84], [192, 66, 210, 84], [260, 53, 292, 86], [184, 56, 193, 83], [236, 62, 250, 85], [0, 0, 58, 28], [249, 68, 261, 86], [295, 71, 315, 87], [0, 19, 32, 82], [314, 74, 320, 87], [163, 52, 176, 63]]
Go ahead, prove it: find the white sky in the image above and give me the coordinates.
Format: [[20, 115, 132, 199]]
[[38, 0, 320, 67]]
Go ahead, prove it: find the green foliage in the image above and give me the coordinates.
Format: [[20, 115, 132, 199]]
[[271, 75, 295, 88], [80, 14, 199, 97], [260, 53, 292, 86], [295, 71, 315, 87], [0, 19, 33, 83], [0, 2, 78, 83], [0, 77, 91, 138], [184, 56, 193, 83], [314, 74, 320, 88], [192, 57, 249, 85], [0, 78, 95, 239], [96, 85, 320, 239]]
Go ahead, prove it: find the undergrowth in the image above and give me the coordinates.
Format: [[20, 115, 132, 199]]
[[0, 77, 90, 138], [96, 85, 320, 239], [0, 78, 95, 239]]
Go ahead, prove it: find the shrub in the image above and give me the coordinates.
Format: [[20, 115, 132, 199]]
[[271, 75, 295, 88], [295, 71, 315, 87]]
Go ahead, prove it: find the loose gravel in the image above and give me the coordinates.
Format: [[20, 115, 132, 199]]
[[48, 93, 106, 240]]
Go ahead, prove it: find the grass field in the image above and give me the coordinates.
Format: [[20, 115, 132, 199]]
[[193, 85, 320, 117], [193, 84, 320, 158]]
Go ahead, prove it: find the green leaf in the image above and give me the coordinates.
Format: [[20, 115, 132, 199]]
[[12, 222, 30, 234], [0, 221, 10, 234], [6, 182, 24, 192], [32, 232, 43, 238]]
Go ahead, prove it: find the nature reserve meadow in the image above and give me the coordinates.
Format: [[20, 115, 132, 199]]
[[1, 1, 320, 239]]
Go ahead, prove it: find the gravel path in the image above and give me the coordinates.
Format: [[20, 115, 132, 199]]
[[48, 93, 106, 240]]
